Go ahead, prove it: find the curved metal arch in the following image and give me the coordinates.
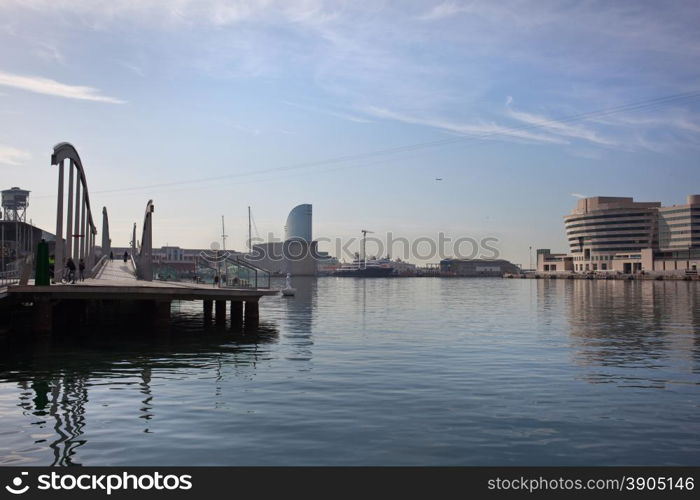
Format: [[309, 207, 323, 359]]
[[101, 206, 111, 255], [136, 199, 154, 281], [51, 142, 96, 232]]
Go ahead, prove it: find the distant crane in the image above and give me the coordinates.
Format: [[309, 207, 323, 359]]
[[361, 229, 374, 269]]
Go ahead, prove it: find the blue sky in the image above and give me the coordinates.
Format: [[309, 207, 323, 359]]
[[1, 0, 699, 265]]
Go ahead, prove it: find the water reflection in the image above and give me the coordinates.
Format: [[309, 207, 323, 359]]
[[1, 279, 699, 466], [279, 276, 316, 366], [537, 279, 700, 385], [0, 315, 279, 466]]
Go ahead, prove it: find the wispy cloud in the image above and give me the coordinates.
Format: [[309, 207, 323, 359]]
[[571, 193, 587, 199], [1, 1, 699, 154], [34, 41, 64, 64], [282, 101, 372, 123], [416, 1, 470, 21], [506, 105, 616, 146], [0, 70, 124, 103], [120, 62, 145, 77], [0, 144, 31, 166], [361, 105, 567, 144]]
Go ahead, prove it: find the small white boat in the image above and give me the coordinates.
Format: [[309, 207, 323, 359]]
[[281, 273, 296, 297]]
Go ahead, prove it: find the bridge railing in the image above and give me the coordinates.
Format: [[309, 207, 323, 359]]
[[223, 256, 271, 289], [0, 269, 19, 287], [90, 254, 109, 279]]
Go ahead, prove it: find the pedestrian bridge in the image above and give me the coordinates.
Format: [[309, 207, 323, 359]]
[[1, 142, 277, 333]]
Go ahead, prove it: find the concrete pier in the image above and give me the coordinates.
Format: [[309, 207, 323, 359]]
[[244, 300, 259, 325], [203, 299, 213, 322], [231, 301, 243, 324], [154, 301, 171, 329], [32, 298, 53, 333], [215, 300, 227, 325], [5, 259, 277, 337]]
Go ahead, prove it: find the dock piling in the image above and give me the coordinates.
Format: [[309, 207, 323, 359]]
[[215, 300, 227, 325], [231, 301, 243, 325], [244, 300, 259, 326], [203, 299, 213, 322]]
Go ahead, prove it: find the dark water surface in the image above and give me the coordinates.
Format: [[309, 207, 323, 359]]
[[1, 278, 699, 466]]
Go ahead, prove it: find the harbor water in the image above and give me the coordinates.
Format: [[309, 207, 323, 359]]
[[0, 277, 698, 465]]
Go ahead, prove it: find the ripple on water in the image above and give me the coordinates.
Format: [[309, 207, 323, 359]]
[[0, 278, 699, 465]]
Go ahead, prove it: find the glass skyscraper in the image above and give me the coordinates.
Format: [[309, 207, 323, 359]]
[[285, 204, 312, 242]]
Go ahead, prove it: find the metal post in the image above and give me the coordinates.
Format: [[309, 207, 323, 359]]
[[54, 159, 65, 282], [80, 189, 86, 260], [66, 163, 74, 263], [1, 224, 4, 272], [73, 177, 81, 261], [101, 207, 110, 257]]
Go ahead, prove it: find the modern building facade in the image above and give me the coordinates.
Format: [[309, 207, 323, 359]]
[[285, 204, 312, 242], [565, 196, 660, 273], [658, 194, 700, 251], [247, 240, 319, 276], [538, 194, 700, 275]]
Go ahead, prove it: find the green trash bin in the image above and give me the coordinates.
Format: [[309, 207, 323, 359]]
[[35, 239, 50, 286]]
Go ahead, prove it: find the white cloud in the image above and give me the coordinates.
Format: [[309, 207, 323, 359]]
[[282, 100, 372, 123], [0, 70, 125, 103], [361, 105, 567, 144], [571, 193, 587, 199], [0, 144, 31, 166], [506, 106, 616, 146], [417, 2, 469, 21], [34, 41, 64, 64]]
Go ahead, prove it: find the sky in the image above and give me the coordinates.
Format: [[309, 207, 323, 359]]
[[1, 0, 699, 266]]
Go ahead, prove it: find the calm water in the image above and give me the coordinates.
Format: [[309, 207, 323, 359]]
[[0, 278, 699, 466]]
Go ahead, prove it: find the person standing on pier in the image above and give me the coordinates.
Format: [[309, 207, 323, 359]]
[[78, 258, 86, 281], [123, 251, 128, 263], [110, 251, 114, 261]]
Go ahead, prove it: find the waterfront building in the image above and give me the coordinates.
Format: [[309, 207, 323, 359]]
[[537, 249, 574, 272], [658, 195, 700, 250], [247, 240, 319, 276], [565, 196, 660, 273], [248, 203, 318, 276], [440, 258, 521, 276], [285, 204, 312, 242], [538, 194, 700, 275]]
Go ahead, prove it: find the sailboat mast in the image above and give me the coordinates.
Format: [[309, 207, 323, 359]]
[[248, 206, 252, 252], [221, 215, 227, 251]]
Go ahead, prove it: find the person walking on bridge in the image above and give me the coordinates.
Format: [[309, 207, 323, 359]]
[[65, 257, 76, 284], [78, 258, 86, 281], [123, 251, 128, 263], [110, 251, 114, 261]]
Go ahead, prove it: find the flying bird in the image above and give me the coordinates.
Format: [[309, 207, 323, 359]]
[[435, 177, 443, 181]]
